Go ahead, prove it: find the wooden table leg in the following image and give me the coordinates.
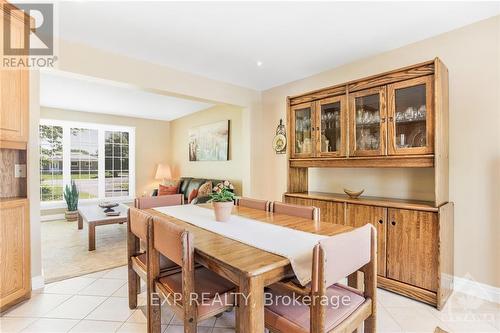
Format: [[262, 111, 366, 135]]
[[78, 213, 83, 230], [237, 275, 264, 333], [88, 223, 96, 251]]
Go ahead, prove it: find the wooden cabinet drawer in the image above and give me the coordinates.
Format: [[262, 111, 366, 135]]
[[386, 208, 438, 291], [346, 204, 387, 276]]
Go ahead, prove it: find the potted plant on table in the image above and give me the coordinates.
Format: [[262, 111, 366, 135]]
[[209, 180, 235, 222], [63, 180, 79, 222]]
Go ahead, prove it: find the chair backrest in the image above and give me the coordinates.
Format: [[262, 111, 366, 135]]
[[135, 194, 184, 209], [313, 224, 375, 289], [306, 224, 375, 332], [237, 197, 271, 211], [152, 216, 193, 267], [129, 207, 152, 241], [272, 201, 319, 221]]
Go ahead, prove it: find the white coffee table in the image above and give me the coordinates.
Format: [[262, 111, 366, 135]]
[[78, 204, 129, 251]]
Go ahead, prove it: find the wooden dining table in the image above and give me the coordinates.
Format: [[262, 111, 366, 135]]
[[146, 203, 352, 333]]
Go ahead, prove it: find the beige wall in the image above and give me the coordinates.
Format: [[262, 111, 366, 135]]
[[55, 39, 258, 196], [169, 105, 244, 194], [256, 16, 500, 287], [309, 168, 435, 201], [40, 107, 171, 197]]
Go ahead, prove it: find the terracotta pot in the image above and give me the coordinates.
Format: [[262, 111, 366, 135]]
[[212, 201, 233, 222], [65, 210, 78, 222]]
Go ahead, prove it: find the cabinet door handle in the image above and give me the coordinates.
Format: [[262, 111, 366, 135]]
[[389, 117, 394, 122], [378, 219, 383, 224], [391, 221, 396, 226], [381, 117, 386, 123], [316, 126, 319, 131]]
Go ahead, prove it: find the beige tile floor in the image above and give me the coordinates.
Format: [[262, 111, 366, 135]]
[[1, 265, 499, 333]]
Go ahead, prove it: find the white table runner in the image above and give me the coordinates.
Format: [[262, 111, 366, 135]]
[[153, 204, 326, 286]]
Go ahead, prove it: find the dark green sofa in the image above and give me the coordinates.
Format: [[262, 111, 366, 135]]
[[153, 177, 230, 204]]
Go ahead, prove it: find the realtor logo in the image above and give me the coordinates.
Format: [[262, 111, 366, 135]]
[[2, 3, 56, 67]]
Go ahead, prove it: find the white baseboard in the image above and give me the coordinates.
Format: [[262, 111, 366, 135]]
[[40, 214, 65, 222], [454, 275, 500, 304], [31, 275, 45, 290]]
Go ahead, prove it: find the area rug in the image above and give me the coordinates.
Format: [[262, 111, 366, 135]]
[[41, 219, 127, 283]]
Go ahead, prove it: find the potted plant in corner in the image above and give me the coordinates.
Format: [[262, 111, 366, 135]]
[[63, 180, 79, 222], [209, 180, 235, 222]]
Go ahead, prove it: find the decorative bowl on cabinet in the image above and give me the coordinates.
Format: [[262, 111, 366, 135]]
[[344, 188, 364, 199]]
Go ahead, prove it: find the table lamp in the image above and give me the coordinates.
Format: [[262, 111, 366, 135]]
[[155, 163, 172, 184]]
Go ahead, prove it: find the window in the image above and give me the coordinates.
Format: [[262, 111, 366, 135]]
[[105, 131, 129, 197], [40, 125, 63, 201], [39, 120, 135, 205], [71, 128, 99, 199]]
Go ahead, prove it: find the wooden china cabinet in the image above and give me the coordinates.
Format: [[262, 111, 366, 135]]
[[285, 58, 454, 310]]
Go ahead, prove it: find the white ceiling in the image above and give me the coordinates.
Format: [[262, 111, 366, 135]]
[[57, 1, 500, 90], [40, 72, 214, 121]]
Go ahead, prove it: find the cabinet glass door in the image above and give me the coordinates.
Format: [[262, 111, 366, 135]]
[[349, 87, 387, 156], [316, 96, 346, 157], [291, 102, 314, 158], [388, 76, 434, 155]]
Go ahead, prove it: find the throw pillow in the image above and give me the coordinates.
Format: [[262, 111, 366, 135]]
[[158, 183, 179, 196], [162, 179, 180, 187], [197, 181, 212, 198], [188, 189, 199, 204]]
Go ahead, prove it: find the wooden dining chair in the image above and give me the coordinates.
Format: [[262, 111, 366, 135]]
[[149, 215, 236, 333], [134, 194, 184, 209], [265, 224, 377, 333], [237, 197, 271, 211], [128, 196, 183, 310], [272, 201, 320, 221]]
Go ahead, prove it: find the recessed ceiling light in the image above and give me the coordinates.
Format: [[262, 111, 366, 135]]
[[256, 61, 263, 67]]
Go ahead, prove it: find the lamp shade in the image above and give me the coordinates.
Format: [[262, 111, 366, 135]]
[[155, 164, 172, 180]]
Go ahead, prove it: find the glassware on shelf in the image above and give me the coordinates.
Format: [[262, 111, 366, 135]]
[[303, 138, 312, 154], [354, 93, 381, 151], [394, 83, 427, 149], [320, 101, 341, 153], [294, 107, 312, 154], [417, 105, 426, 119], [404, 107, 415, 121]]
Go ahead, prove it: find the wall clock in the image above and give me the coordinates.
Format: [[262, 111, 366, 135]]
[[273, 118, 287, 154]]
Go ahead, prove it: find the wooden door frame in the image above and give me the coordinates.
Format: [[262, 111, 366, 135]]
[[348, 86, 387, 157], [289, 101, 316, 158], [387, 75, 434, 155], [315, 95, 347, 158]]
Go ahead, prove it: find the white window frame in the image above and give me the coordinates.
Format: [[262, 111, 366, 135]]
[[40, 119, 136, 209]]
